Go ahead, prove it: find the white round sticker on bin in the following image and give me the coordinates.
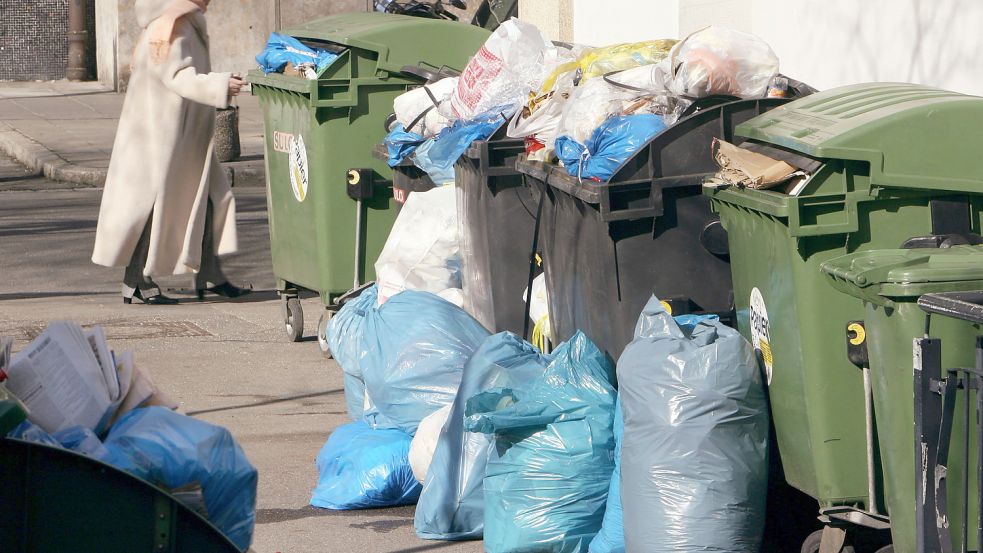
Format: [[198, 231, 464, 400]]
[[749, 287, 773, 385], [288, 134, 309, 203]]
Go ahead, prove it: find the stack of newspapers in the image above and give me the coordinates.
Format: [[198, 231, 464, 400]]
[[2, 321, 175, 434]]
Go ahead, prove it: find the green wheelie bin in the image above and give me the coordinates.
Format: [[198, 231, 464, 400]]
[[248, 13, 489, 347], [0, 386, 240, 552], [822, 246, 983, 553], [704, 83, 983, 550]]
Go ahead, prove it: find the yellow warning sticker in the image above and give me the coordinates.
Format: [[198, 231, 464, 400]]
[[660, 301, 673, 315]]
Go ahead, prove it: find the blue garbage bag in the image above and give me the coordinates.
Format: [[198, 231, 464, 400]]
[[465, 332, 617, 553], [9, 421, 111, 459], [415, 332, 551, 541], [618, 297, 769, 552], [555, 114, 667, 182], [256, 32, 338, 75], [385, 124, 425, 167], [589, 398, 624, 553], [103, 407, 258, 551], [360, 290, 490, 435], [310, 422, 421, 509], [413, 113, 506, 183]]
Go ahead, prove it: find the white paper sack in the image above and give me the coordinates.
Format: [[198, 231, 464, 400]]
[[409, 404, 452, 483], [394, 77, 458, 138], [449, 18, 555, 121], [375, 185, 462, 305]]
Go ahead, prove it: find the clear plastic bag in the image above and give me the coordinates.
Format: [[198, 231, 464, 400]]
[[668, 26, 779, 99], [375, 185, 462, 305], [618, 297, 769, 552], [449, 18, 556, 120]]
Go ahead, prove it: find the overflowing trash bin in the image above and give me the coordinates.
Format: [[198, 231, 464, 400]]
[[705, 82, 983, 548], [822, 247, 983, 553], [0, 384, 242, 553], [248, 12, 489, 344], [516, 97, 790, 360]]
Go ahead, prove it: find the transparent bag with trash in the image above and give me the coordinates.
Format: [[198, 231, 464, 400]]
[[448, 18, 556, 121], [375, 185, 462, 305], [415, 332, 551, 541], [617, 297, 769, 552], [667, 26, 779, 99], [465, 332, 617, 553]]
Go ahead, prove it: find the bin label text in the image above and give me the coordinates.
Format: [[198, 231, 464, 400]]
[[749, 287, 773, 385], [289, 135, 309, 203], [273, 131, 293, 154]]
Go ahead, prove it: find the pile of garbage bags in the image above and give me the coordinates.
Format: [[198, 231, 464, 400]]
[[316, 287, 770, 553], [382, 19, 791, 183]]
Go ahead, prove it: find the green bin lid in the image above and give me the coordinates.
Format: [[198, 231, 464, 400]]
[[736, 83, 983, 193], [283, 12, 489, 74], [821, 245, 983, 305], [0, 384, 28, 436]]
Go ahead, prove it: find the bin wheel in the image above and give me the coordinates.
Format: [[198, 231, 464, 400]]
[[317, 310, 333, 358], [801, 529, 856, 553], [282, 297, 304, 342]]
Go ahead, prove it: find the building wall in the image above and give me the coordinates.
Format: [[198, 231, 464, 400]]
[[97, 0, 368, 91], [519, 0, 983, 96], [0, 0, 97, 81]]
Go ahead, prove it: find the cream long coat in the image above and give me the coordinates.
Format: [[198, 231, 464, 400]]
[[92, 4, 237, 277]]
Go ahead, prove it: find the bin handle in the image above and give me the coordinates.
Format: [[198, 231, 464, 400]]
[[918, 292, 983, 325]]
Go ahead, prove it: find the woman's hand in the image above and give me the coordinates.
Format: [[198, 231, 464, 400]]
[[228, 75, 244, 98]]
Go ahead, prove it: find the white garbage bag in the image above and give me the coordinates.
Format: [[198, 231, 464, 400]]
[[394, 77, 459, 138], [409, 405, 453, 483], [375, 185, 461, 304]]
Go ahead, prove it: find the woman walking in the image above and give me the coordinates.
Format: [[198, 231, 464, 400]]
[[92, 0, 250, 304]]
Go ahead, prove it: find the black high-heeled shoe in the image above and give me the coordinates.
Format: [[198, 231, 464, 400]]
[[123, 288, 179, 305], [196, 282, 253, 301]]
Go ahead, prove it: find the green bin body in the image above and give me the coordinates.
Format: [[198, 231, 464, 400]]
[[705, 83, 983, 529], [248, 13, 489, 305], [822, 247, 983, 552]]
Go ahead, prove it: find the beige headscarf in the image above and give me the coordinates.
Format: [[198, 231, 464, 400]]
[[145, 0, 208, 64]]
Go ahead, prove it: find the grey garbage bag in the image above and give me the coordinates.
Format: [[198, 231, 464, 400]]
[[617, 298, 769, 552]]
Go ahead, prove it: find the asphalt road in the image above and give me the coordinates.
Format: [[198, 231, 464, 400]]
[[0, 155, 483, 553]]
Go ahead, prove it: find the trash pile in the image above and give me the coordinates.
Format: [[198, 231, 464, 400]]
[[382, 21, 801, 183], [1, 325, 258, 552], [256, 32, 338, 79]]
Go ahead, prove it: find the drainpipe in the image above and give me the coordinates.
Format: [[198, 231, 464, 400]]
[[67, 0, 88, 80]]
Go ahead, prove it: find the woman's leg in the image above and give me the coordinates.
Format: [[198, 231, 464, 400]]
[[194, 199, 228, 290], [122, 217, 162, 299]]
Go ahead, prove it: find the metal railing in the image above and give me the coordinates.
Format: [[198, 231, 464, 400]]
[[916, 292, 983, 553]]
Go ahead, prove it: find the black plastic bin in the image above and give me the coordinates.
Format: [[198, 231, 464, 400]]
[[454, 126, 532, 334], [516, 98, 789, 361]]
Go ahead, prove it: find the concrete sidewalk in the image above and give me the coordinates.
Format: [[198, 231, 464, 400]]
[[0, 81, 266, 189]]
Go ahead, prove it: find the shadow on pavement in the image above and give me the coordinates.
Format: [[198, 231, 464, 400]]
[[186, 388, 344, 416]]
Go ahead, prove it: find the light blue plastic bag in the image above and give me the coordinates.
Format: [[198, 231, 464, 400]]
[[255, 32, 338, 75], [555, 114, 667, 182], [412, 114, 506, 183], [310, 422, 421, 510], [103, 407, 258, 551], [589, 398, 624, 553], [415, 332, 551, 541], [618, 297, 768, 552], [384, 124, 425, 167], [326, 286, 376, 423], [360, 290, 490, 435], [465, 332, 617, 553]]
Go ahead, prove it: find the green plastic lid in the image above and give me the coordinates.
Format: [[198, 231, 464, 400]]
[[737, 83, 983, 193], [821, 245, 983, 305]]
